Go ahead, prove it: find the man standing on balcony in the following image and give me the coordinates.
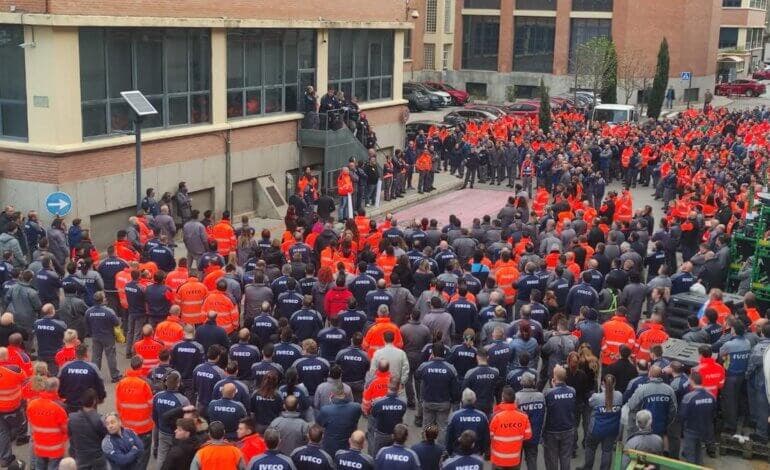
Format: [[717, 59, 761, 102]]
[[320, 86, 341, 129]]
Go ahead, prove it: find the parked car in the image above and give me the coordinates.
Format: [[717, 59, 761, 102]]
[[752, 69, 770, 80], [592, 104, 637, 124], [423, 81, 470, 105], [419, 83, 454, 107], [406, 120, 455, 142], [443, 108, 498, 124], [406, 82, 447, 108], [403, 84, 432, 111], [464, 104, 507, 119], [442, 112, 467, 127], [505, 100, 540, 119], [576, 91, 602, 106], [715, 79, 766, 97]]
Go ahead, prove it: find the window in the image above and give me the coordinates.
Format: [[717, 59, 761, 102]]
[[750, 0, 767, 8], [443, 44, 452, 69], [516, 0, 557, 10], [445, 0, 454, 33], [328, 30, 394, 102], [747, 28, 764, 49], [513, 17, 555, 73], [465, 82, 488, 99], [0, 25, 28, 140], [462, 15, 499, 70], [719, 27, 739, 48], [463, 0, 500, 8], [427, 0, 438, 33], [722, 0, 741, 6], [513, 85, 540, 99], [568, 18, 611, 69], [404, 29, 412, 59], [424, 44, 436, 69], [572, 0, 613, 11], [683, 88, 700, 102], [79, 28, 211, 138], [227, 29, 315, 118]]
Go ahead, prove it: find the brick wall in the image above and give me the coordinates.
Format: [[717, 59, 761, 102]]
[[1, 0, 405, 22]]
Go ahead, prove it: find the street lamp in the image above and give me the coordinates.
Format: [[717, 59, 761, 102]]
[[120, 90, 159, 212]]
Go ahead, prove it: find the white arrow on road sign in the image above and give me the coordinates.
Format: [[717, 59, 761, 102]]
[[47, 199, 69, 210]]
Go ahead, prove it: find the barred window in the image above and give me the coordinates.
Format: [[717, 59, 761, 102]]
[[328, 30, 394, 102], [427, 0, 438, 33], [424, 43, 436, 69], [462, 15, 499, 70], [444, 0, 454, 33], [513, 17, 555, 73], [0, 25, 27, 140]]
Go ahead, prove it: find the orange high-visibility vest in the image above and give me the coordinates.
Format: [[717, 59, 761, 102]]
[[376, 254, 397, 285], [176, 278, 208, 325], [354, 216, 371, 236], [116, 369, 154, 435], [203, 269, 226, 292], [115, 268, 132, 309], [211, 221, 236, 256], [634, 323, 669, 362], [490, 403, 532, 467], [0, 363, 25, 413], [154, 318, 184, 348], [601, 316, 636, 365], [202, 291, 239, 334], [27, 392, 68, 458], [133, 337, 165, 375], [165, 267, 189, 292]]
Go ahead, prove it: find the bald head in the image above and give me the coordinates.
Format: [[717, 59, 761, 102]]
[[349, 430, 366, 450], [222, 383, 237, 399], [0, 313, 12, 326], [41, 303, 55, 317]]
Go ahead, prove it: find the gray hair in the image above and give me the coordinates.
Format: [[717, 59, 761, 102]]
[[520, 372, 536, 389], [635, 409, 653, 431], [461, 388, 477, 406], [377, 304, 390, 316]]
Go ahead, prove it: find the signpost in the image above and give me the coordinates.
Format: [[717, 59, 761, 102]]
[[120, 91, 159, 212], [45, 191, 72, 217], [680, 72, 693, 108]]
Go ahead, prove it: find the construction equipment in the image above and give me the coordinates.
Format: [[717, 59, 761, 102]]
[[612, 442, 711, 469]]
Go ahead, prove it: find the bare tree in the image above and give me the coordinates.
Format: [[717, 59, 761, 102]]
[[570, 37, 614, 103], [617, 49, 655, 111]]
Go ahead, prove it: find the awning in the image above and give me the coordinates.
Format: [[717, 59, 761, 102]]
[[718, 55, 746, 62]]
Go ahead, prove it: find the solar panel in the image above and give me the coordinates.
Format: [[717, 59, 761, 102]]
[[120, 90, 158, 116]]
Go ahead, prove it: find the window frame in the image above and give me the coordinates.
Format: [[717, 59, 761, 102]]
[[513, 16, 556, 73], [462, 15, 500, 71], [571, 0, 613, 11], [226, 29, 316, 120], [426, 0, 438, 33], [568, 18, 612, 71], [515, 0, 557, 10], [0, 24, 29, 141], [718, 27, 739, 49], [327, 30, 394, 103], [79, 27, 211, 139]]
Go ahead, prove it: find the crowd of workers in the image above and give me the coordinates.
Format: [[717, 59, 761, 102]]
[[0, 103, 770, 470]]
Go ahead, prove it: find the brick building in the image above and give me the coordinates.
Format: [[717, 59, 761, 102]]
[[0, 1, 411, 247], [405, 0, 766, 103]]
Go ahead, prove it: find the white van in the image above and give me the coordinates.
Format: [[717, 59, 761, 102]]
[[592, 104, 637, 124]]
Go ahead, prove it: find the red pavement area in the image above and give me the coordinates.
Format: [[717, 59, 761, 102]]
[[393, 188, 511, 226]]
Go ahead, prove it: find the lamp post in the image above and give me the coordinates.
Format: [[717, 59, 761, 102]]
[[120, 91, 158, 212]]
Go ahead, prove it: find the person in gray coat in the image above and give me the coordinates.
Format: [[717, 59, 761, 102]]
[[619, 271, 648, 327], [243, 272, 274, 324], [400, 310, 432, 407], [183, 210, 208, 269], [47, 218, 69, 267], [153, 205, 177, 240], [175, 182, 193, 222], [541, 317, 578, 385], [314, 365, 354, 411], [269, 395, 310, 456], [0, 223, 25, 268], [422, 297, 454, 348], [387, 273, 416, 327], [497, 197, 519, 228], [623, 410, 664, 468], [57, 283, 88, 340], [451, 229, 478, 266], [4, 270, 42, 350]]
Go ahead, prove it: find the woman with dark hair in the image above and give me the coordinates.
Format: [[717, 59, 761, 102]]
[[582, 374, 623, 470], [566, 351, 592, 454], [510, 321, 540, 370], [250, 370, 283, 433], [392, 254, 414, 291], [279, 367, 312, 421]]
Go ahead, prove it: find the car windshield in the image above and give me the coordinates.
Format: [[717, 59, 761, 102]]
[[593, 109, 630, 123]]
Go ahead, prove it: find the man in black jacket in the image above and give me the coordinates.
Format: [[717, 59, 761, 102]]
[[67, 389, 108, 467], [604, 345, 637, 393], [160, 418, 201, 470]]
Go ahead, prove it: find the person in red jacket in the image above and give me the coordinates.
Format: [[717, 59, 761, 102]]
[[236, 417, 267, 463], [634, 313, 670, 362], [600, 307, 636, 365], [337, 167, 354, 221], [324, 276, 353, 319], [693, 345, 725, 398]]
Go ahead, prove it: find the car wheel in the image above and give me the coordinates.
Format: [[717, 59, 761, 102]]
[[745, 89, 754, 97]]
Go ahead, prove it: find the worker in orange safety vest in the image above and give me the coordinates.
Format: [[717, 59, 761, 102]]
[[202, 280, 240, 335], [211, 211, 237, 257], [133, 325, 165, 376], [27, 377, 69, 465], [176, 276, 209, 326], [634, 313, 669, 362], [362, 359, 392, 414], [165, 258, 190, 292], [337, 167, 354, 221], [490, 385, 532, 468], [600, 308, 637, 365], [115, 355, 155, 467], [154, 305, 185, 349]]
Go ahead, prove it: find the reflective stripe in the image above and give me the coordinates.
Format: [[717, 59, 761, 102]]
[[493, 435, 524, 442], [31, 425, 61, 433], [605, 340, 624, 346], [120, 403, 151, 410], [492, 450, 522, 459], [35, 442, 67, 451], [181, 301, 203, 306], [123, 418, 153, 427]]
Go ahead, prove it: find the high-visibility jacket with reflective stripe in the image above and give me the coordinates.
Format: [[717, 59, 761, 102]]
[[489, 403, 532, 467], [0, 363, 25, 413], [176, 278, 208, 325], [116, 371, 154, 435], [27, 392, 68, 458], [154, 319, 184, 348], [601, 316, 636, 365], [133, 338, 165, 375], [634, 323, 669, 362], [202, 292, 239, 334]]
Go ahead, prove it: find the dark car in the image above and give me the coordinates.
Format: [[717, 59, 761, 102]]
[[443, 109, 498, 125], [715, 79, 766, 97], [406, 83, 443, 109], [463, 104, 507, 119], [406, 120, 455, 142], [403, 83, 432, 112], [505, 101, 540, 119]]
